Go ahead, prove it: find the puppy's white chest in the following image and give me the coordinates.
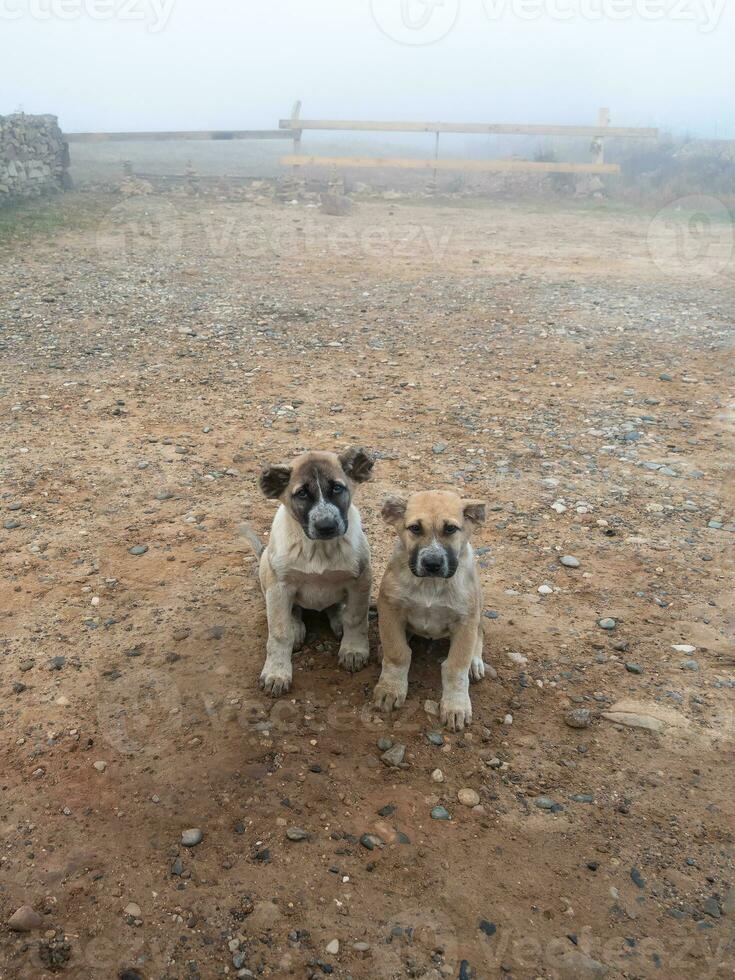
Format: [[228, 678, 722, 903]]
[[405, 590, 459, 639], [289, 567, 355, 611], [408, 606, 456, 640]]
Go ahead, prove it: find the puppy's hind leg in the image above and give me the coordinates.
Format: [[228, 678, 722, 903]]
[[326, 603, 344, 640], [469, 623, 486, 683], [292, 606, 306, 652]]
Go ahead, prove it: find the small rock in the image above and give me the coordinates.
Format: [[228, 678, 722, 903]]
[[286, 827, 309, 842], [680, 659, 699, 671], [376, 736, 393, 751], [431, 805, 451, 821], [598, 618, 617, 630], [703, 897, 721, 919], [560, 555, 580, 568], [538, 584, 553, 595], [431, 768, 445, 783], [8, 906, 43, 931], [129, 545, 148, 556], [426, 732, 444, 746], [631, 867, 646, 888], [625, 663, 643, 675], [458, 788, 480, 807], [381, 743, 406, 767], [93, 761, 107, 772], [565, 708, 591, 729], [181, 828, 203, 847], [123, 903, 142, 919], [534, 796, 557, 810]]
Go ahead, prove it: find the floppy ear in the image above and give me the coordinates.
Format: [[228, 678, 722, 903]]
[[463, 500, 486, 527], [382, 495, 407, 526], [259, 464, 292, 500], [339, 446, 375, 483]]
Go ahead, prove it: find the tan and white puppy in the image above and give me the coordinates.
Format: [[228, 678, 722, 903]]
[[374, 490, 487, 731], [256, 447, 374, 696]]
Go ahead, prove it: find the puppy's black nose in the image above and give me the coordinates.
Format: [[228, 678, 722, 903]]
[[422, 555, 444, 574], [313, 517, 339, 537]]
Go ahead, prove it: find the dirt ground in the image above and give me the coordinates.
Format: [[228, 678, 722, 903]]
[[1, 189, 734, 980]]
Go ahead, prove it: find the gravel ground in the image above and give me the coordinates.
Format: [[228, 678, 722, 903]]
[[1, 189, 734, 980]]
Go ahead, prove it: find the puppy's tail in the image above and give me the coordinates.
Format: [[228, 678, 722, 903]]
[[240, 524, 265, 558]]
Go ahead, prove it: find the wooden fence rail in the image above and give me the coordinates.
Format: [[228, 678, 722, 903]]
[[278, 118, 657, 140], [64, 129, 293, 143], [280, 105, 659, 177], [61, 104, 659, 179]]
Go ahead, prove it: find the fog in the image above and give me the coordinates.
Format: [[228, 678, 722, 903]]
[[2, 0, 734, 137]]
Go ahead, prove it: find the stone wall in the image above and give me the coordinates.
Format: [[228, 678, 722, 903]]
[[0, 113, 70, 204]]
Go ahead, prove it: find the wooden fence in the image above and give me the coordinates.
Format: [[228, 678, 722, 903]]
[[279, 105, 658, 176], [61, 102, 658, 179]]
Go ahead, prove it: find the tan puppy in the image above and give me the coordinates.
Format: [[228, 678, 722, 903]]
[[374, 490, 487, 731], [255, 447, 374, 695]]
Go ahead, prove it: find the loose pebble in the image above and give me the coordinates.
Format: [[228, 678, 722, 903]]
[[560, 555, 580, 568], [181, 828, 203, 847], [565, 708, 592, 729], [8, 906, 43, 932]]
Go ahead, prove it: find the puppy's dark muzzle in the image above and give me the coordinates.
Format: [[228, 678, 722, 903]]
[[310, 518, 346, 540], [421, 555, 446, 576], [409, 548, 455, 578]]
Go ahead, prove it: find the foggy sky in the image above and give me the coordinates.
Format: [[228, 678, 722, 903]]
[[2, 0, 733, 138]]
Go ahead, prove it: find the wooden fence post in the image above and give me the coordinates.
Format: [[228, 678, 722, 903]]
[[594, 107, 610, 165], [291, 100, 302, 174]]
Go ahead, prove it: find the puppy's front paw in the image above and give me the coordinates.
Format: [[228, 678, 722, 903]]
[[259, 661, 292, 697], [373, 676, 408, 712], [338, 642, 370, 673], [440, 694, 472, 731], [469, 656, 486, 683]]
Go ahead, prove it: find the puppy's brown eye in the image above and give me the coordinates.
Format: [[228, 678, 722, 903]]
[[294, 487, 310, 500], [332, 483, 346, 495], [407, 523, 422, 536], [444, 525, 460, 536]]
